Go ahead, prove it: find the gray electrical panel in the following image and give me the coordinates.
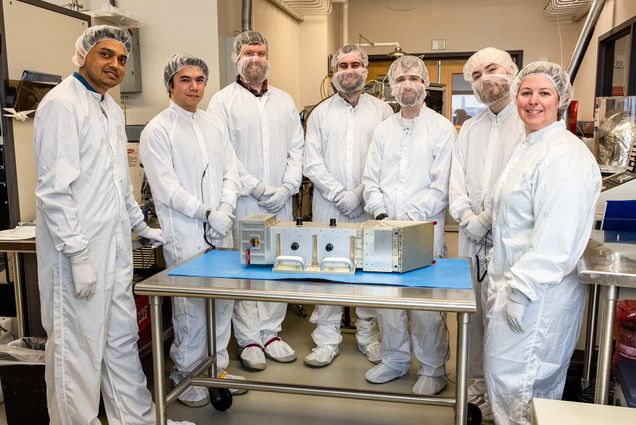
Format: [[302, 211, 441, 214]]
[[121, 28, 142, 93]]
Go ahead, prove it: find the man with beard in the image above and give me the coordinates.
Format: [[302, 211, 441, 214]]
[[208, 31, 304, 371], [448, 47, 524, 421], [362, 55, 455, 395], [302, 45, 392, 367], [140, 54, 244, 408], [33, 26, 191, 425]]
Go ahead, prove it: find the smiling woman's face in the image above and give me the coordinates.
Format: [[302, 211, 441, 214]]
[[516, 74, 560, 134]]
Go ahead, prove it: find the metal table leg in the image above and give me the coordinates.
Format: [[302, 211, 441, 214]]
[[594, 284, 619, 404], [206, 299, 217, 377], [150, 295, 167, 425], [10, 252, 24, 338], [582, 284, 599, 389], [456, 312, 470, 425]]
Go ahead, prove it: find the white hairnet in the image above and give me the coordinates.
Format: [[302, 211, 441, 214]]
[[331, 44, 369, 69], [387, 55, 430, 88], [163, 54, 209, 90], [463, 47, 518, 82], [232, 31, 268, 63], [72, 25, 132, 67], [512, 61, 573, 117]]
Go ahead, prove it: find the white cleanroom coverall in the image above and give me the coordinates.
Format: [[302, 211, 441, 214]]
[[140, 102, 240, 398], [303, 93, 392, 350], [34, 75, 155, 425], [362, 106, 455, 377], [484, 121, 601, 425], [208, 82, 303, 348], [448, 101, 524, 393]]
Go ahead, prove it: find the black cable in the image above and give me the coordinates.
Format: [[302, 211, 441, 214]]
[[201, 163, 216, 249]]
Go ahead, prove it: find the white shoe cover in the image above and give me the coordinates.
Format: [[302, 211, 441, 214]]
[[168, 420, 196, 425], [365, 362, 408, 384], [264, 338, 296, 362], [240, 345, 266, 370], [304, 344, 338, 367], [412, 375, 447, 395], [219, 370, 248, 395], [358, 340, 381, 364], [477, 399, 494, 421], [176, 385, 209, 407]]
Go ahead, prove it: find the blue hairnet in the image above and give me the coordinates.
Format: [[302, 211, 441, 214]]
[[163, 54, 209, 90], [72, 25, 132, 67]]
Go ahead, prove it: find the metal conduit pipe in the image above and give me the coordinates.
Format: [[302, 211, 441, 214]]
[[567, 0, 605, 82], [242, 0, 253, 32]]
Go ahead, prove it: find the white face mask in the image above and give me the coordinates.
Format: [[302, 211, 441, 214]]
[[238, 56, 270, 84], [332, 67, 368, 94], [392, 79, 427, 107], [472, 73, 513, 105]]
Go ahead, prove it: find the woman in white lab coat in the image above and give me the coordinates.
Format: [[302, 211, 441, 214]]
[[483, 62, 601, 425]]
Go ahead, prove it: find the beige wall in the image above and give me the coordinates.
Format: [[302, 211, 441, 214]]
[[106, 0, 221, 125], [573, 0, 636, 121], [346, 0, 583, 63], [300, 15, 330, 108]]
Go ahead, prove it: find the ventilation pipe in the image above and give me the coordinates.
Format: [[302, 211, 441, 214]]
[[242, 0, 253, 32], [567, 0, 605, 82]]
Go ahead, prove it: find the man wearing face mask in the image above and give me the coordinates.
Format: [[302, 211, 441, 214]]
[[448, 47, 524, 421], [303, 45, 392, 367], [362, 56, 455, 395], [208, 31, 304, 371]]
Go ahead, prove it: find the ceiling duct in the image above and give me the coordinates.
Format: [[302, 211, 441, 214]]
[[267, 0, 332, 21], [544, 0, 595, 22]]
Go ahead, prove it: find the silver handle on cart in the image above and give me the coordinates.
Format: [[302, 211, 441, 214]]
[[273, 255, 306, 271], [320, 257, 355, 273]]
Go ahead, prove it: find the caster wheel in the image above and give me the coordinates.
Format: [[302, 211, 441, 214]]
[[467, 402, 482, 425], [210, 388, 232, 411]]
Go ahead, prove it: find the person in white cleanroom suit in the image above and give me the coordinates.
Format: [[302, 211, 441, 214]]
[[303, 44, 392, 368], [362, 55, 455, 395], [140, 54, 244, 408], [34, 25, 191, 425], [448, 47, 524, 421], [483, 61, 601, 425], [207, 31, 303, 371]]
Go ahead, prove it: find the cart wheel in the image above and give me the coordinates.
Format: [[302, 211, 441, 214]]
[[210, 388, 232, 411], [467, 402, 482, 425]]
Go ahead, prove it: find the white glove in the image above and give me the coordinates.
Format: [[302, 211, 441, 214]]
[[346, 204, 364, 219], [250, 182, 267, 201], [136, 226, 164, 248], [69, 249, 97, 300], [258, 185, 291, 212], [207, 209, 234, 236], [505, 289, 530, 333], [334, 190, 362, 216], [460, 212, 490, 242]]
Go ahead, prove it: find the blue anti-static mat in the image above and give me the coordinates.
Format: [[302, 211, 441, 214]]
[[169, 250, 472, 289]]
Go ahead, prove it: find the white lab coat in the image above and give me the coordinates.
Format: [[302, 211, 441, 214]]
[[34, 75, 154, 425], [448, 101, 524, 390], [207, 81, 304, 347], [139, 102, 240, 384], [362, 106, 455, 375], [484, 121, 601, 425], [303, 93, 392, 347]]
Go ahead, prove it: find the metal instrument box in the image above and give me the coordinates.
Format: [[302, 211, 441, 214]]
[[239, 215, 434, 274]]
